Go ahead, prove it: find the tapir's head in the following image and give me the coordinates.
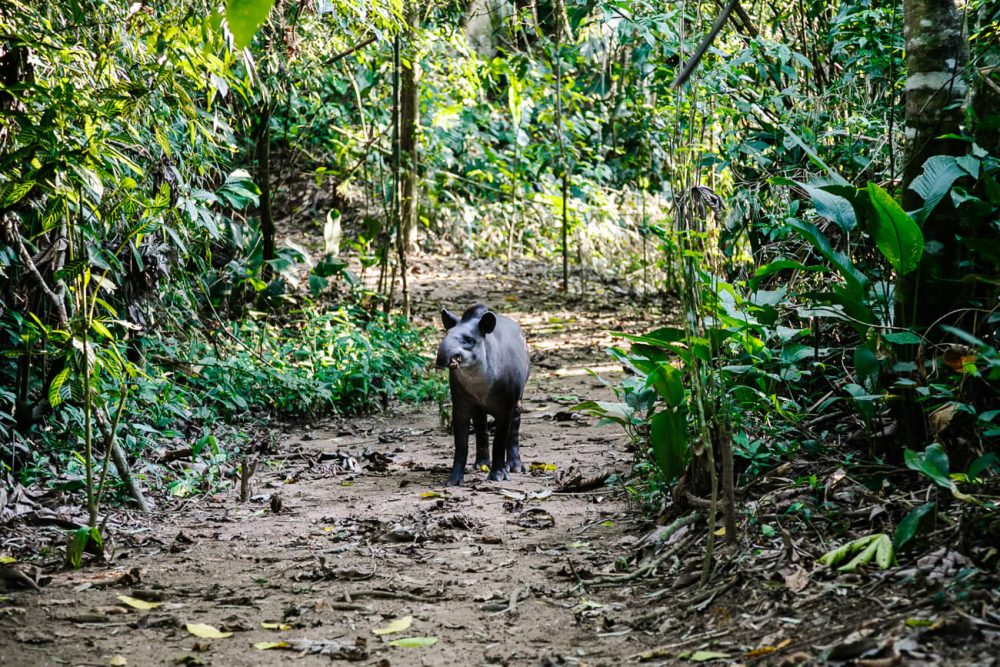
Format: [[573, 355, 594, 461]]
[[435, 304, 497, 370]]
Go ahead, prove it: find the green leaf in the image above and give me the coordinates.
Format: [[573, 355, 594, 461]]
[[66, 527, 101, 570], [689, 650, 731, 661], [647, 363, 684, 405], [650, 409, 688, 482], [49, 366, 71, 408], [853, 346, 880, 381], [909, 155, 966, 224], [804, 183, 857, 232], [785, 218, 870, 299], [571, 400, 635, 426], [884, 331, 923, 345], [904, 444, 953, 490], [866, 183, 924, 275], [893, 502, 935, 551], [751, 259, 828, 284], [225, 0, 276, 49], [966, 453, 998, 481]]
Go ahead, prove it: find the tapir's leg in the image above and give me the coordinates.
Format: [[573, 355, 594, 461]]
[[505, 403, 524, 473], [472, 408, 490, 471], [487, 411, 512, 482], [447, 403, 472, 486]]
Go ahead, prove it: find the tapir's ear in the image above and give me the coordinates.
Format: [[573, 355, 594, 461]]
[[441, 308, 459, 330], [478, 311, 497, 335]]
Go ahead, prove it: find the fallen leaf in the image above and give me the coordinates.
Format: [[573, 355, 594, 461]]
[[388, 636, 438, 648], [107, 656, 127, 666], [783, 566, 810, 593], [689, 650, 730, 661], [117, 595, 161, 611], [0, 556, 16, 564], [254, 641, 290, 650], [185, 623, 232, 639], [420, 492, 443, 500], [529, 462, 557, 472], [260, 622, 292, 631], [713, 527, 726, 537], [373, 615, 413, 636]]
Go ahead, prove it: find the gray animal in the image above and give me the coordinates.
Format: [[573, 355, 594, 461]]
[[435, 304, 530, 486]]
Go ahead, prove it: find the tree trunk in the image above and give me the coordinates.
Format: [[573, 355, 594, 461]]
[[897, 0, 968, 332], [400, 6, 420, 252], [255, 103, 276, 281], [892, 0, 968, 453]]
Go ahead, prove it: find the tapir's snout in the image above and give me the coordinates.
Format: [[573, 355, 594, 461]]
[[435, 342, 459, 369]]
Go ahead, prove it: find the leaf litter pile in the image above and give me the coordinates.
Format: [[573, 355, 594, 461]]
[[2, 258, 999, 666]]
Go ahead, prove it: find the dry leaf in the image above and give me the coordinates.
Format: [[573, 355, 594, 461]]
[[373, 615, 413, 636], [107, 656, 128, 666], [254, 642, 289, 650], [260, 622, 292, 631], [184, 623, 232, 639], [388, 636, 438, 647], [117, 595, 161, 611]]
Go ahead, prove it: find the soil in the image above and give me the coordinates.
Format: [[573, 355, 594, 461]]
[[2, 257, 999, 666]]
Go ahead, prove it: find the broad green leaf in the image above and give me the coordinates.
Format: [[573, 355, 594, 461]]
[[647, 363, 684, 405], [909, 155, 966, 224], [49, 366, 71, 408], [904, 444, 953, 489], [867, 183, 924, 275], [884, 331, 923, 345], [571, 400, 634, 426], [185, 623, 233, 639], [967, 453, 998, 481], [373, 615, 413, 636], [388, 636, 438, 648], [804, 183, 857, 232], [117, 594, 161, 610], [893, 502, 935, 551], [650, 409, 687, 482], [0, 556, 16, 564], [225, 0, 276, 49], [853, 346, 880, 381]]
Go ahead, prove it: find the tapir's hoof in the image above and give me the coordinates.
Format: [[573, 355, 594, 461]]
[[445, 475, 464, 487], [487, 467, 510, 482], [506, 459, 524, 473]]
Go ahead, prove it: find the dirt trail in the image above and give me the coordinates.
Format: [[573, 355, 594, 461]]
[[2, 258, 666, 666]]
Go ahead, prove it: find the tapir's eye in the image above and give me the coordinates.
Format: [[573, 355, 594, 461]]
[[462, 335, 475, 346]]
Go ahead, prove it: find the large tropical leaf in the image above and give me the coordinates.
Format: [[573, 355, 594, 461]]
[[225, 0, 276, 49], [803, 183, 857, 232], [909, 155, 966, 225], [867, 183, 924, 275]]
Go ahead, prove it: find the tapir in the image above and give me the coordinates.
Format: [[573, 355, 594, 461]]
[[435, 304, 530, 486]]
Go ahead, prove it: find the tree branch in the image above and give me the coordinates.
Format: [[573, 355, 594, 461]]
[[672, 0, 741, 89]]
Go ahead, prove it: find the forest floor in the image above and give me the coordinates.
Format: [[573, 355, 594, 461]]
[[2, 255, 999, 666]]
